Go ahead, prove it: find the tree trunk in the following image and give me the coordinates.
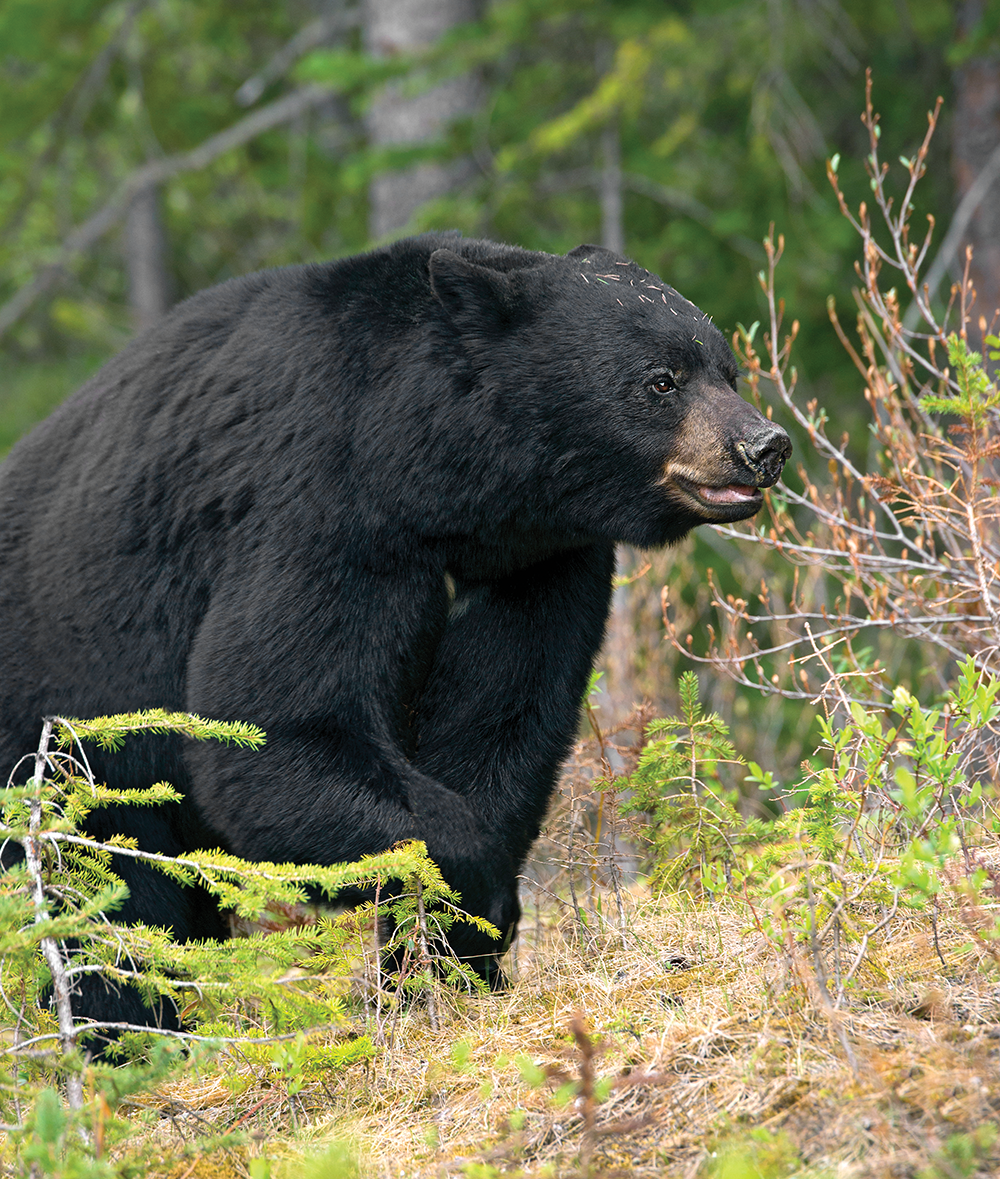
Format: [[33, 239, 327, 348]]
[[124, 183, 171, 334], [597, 39, 625, 256], [952, 1, 1000, 333], [363, 0, 481, 240], [595, 48, 636, 722], [599, 122, 625, 254]]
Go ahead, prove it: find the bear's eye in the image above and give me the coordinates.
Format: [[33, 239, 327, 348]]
[[650, 374, 676, 396]]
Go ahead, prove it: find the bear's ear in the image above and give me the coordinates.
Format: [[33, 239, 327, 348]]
[[428, 248, 517, 333], [567, 242, 621, 266], [566, 243, 602, 259]]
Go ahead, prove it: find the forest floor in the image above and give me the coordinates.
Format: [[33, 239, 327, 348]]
[[129, 861, 1000, 1179]]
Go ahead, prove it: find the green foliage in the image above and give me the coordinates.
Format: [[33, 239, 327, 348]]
[[0, 0, 364, 366], [921, 334, 1000, 425], [56, 709, 267, 752], [621, 659, 1000, 996], [5, 1042, 219, 1178], [622, 671, 768, 891], [284, 1140, 363, 1179], [0, 709, 484, 1174], [703, 1127, 812, 1178], [0, 0, 958, 402], [916, 1124, 999, 1179], [0, 355, 104, 457]]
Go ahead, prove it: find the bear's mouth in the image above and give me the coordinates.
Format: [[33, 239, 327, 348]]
[[674, 475, 763, 513], [694, 482, 760, 505]]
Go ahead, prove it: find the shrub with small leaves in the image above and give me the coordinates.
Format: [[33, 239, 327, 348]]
[[621, 671, 771, 893]]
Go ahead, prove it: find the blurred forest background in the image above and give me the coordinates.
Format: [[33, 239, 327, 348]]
[[2, 0, 998, 782]]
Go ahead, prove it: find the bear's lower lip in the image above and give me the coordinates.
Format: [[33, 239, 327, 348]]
[[669, 476, 764, 520], [673, 474, 763, 510], [696, 483, 760, 505]]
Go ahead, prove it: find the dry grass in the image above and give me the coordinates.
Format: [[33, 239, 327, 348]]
[[128, 851, 1000, 1179]]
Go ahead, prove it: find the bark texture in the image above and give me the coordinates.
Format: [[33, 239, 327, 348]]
[[953, 1, 1000, 330], [124, 183, 171, 334], [363, 0, 481, 240]]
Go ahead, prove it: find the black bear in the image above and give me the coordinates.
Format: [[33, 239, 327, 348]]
[[0, 234, 790, 1025]]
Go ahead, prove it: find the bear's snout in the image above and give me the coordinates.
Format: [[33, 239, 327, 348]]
[[739, 423, 792, 487]]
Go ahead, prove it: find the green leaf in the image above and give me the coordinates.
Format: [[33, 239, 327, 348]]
[[515, 1054, 546, 1087], [32, 1088, 66, 1147]]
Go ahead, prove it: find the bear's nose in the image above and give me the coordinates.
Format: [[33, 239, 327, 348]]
[[741, 425, 792, 487]]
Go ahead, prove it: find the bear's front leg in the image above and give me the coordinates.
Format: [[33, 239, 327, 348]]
[[411, 541, 616, 966], [182, 550, 520, 977]]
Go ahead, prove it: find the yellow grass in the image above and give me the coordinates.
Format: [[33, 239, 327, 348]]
[[131, 864, 1000, 1179]]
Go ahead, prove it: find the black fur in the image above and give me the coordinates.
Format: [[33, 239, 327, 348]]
[[0, 234, 790, 1022]]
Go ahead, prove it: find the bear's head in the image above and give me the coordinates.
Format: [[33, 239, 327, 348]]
[[428, 242, 791, 550]]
